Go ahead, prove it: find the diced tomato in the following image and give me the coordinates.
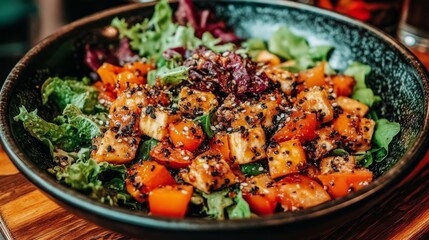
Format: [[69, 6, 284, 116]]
[[168, 120, 205, 151], [209, 133, 230, 161], [150, 142, 194, 169], [242, 174, 278, 215], [125, 161, 176, 203], [272, 111, 317, 143], [333, 113, 359, 139], [93, 81, 116, 105], [149, 185, 193, 218], [300, 62, 326, 88], [96, 62, 122, 86], [317, 169, 373, 199], [276, 174, 331, 210], [332, 75, 355, 97]]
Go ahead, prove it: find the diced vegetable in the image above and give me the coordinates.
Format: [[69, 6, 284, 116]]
[[296, 87, 334, 123], [169, 120, 205, 151], [317, 169, 373, 198], [91, 129, 141, 164], [337, 96, 369, 117], [228, 127, 267, 165], [242, 174, 278, 215], [276, 174, 331, 211], [97, 62, 122, 86], [139, 106, 177, 141], [264, 67, 297, 95], [209, 133, 230, 161], [332, 75, 355, 97], [299, 62, 326, 88], [150, 141, 194, 169], [178, 87, 218, 117], [272, 111, 317, 143], [125, 161, 176, 203], [180, 151, 236, 193], [267, 139, 307, 179], [149, 185, 193, 218], [256, 50, 281, 65], [319, 155, 356, 175]]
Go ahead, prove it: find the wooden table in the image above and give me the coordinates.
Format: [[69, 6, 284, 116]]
[[0, 143, 428, 240]]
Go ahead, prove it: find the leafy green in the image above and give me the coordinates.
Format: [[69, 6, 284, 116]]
[[14, 106, 81, 152], [227, 191, 251, 219], [354, 151, 373, 168], [158, 65, 190, 85], [240, 162, 266, 176], [111, 0, 234, 62], [56, 104, 103, 141], [267, 25, 333, 71], [331, 148, 350, 156], [202, 189, 234, 220], [351, 88, 382, 108], [242, 38, 266, 59], [371, 119, 401, 162], [136, 138, 159, 161], [344, 62, 371, 90], [49, 155, 136, 207], [41, 77, 99, 114], [194, 111, 215, 139]]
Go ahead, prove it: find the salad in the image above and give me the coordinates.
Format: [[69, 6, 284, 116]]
[[15, 0, 400, 219]]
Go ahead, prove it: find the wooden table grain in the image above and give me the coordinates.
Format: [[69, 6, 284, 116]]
[[0, 143, 428, 240]]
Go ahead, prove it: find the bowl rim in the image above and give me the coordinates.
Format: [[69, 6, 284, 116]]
[[1, 0, 429, 232]]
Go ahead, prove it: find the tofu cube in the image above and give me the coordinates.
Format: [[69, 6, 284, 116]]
[[357, 118, 375, 151], [178, 87, 218, 117], [92, 129, 141, 164], [297, 87, 334, 123], [337, 96, 369, 117], [139, 106, 176, 141], [180, 151, 236, 193], [267, 139, 307, 179], [228, 127, 267, 164]]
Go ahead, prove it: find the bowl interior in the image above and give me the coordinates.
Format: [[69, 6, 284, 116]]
[[1, 0, 428, 235]]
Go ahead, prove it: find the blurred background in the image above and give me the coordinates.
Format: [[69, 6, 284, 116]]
[[0, 0, 427, 82]]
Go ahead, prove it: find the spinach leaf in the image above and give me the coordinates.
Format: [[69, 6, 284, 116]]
[[41, 77, 99, 114], [136, 138, 159, 161], [354, 151, 373, 168], [202, 189, 234, 220], [372, 119, 400, 162], [240, 162, 266, 176], [227, 191, 251, 219], [201, 32, 235, 53], [331, 148, 350, 156], [194, 111, 215, 139]]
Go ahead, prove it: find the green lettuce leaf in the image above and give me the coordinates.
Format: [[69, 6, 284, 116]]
[[136, 138, 159, 161], [202, 189, 234, 220], [227, 191, 251, 219], [41, 77, 99, 114], [344, 61, 371, 90], [14, 106, 81, 152], [194, 110, 215, 139]]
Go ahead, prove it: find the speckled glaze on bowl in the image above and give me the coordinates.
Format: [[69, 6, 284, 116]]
[[1, 0, 429, 239]]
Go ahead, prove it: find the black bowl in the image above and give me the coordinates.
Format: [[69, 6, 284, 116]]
[[1, 0, 429, 239]]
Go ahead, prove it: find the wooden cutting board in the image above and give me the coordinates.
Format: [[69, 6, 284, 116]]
[[0, 144, 428, 240]]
